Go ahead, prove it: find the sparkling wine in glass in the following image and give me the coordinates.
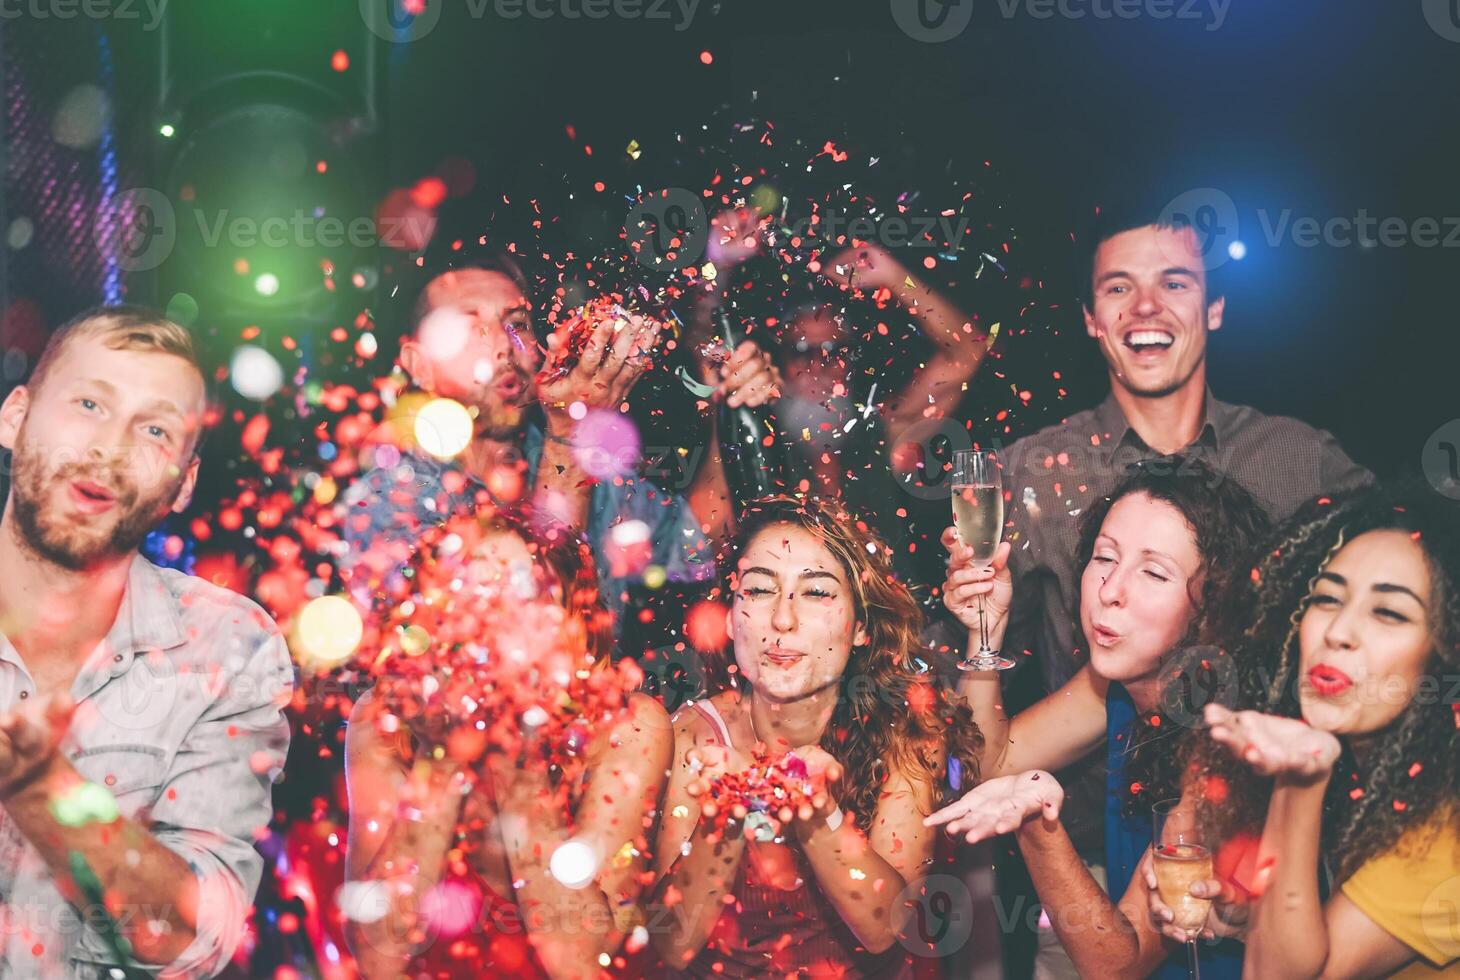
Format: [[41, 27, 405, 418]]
[[951, 450, 1013, 670], [1153, 798, 1212, 979]]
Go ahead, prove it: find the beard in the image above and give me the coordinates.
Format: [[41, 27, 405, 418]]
[[8, 433, 182, 572], [471, 400, 530, 443]]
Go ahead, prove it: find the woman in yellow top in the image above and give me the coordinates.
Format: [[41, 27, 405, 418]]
[[1179, 483, 1460, 977]]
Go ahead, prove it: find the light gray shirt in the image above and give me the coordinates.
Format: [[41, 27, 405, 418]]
[[0, 556, 294, 978]]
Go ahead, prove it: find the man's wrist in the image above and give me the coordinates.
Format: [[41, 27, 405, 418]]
[[541, 411, 577, 444], [1013, 810, 1063, 847], [1, 755, 77, 813]]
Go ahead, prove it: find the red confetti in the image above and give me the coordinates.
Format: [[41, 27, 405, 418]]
[[686, 600, 729, 652]]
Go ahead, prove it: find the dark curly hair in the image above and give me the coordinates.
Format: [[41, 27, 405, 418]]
[[1166, 482, 1460, 881], [1068, 456, 1272, 815], [703, 494, 984, 835]]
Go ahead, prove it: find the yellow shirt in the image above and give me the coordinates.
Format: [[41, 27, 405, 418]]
[[1343, 815, 1460, 977]]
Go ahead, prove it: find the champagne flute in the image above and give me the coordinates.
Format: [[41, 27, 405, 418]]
[[1152, 797, 1212, 979], [950, 450, 1013, 670]]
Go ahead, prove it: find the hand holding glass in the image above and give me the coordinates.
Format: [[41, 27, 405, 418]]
[[1153, 797, 1211, 979], [950, 450, 1013, 670]]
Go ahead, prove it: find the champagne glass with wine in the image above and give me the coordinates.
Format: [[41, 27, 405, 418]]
[[1153, 797, 1212, 979], [951, 449, 1013, 670]]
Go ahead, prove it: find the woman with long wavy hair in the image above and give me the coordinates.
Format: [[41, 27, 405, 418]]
[[1153, 483, 1460, 977], [650, 494, 983, 977]]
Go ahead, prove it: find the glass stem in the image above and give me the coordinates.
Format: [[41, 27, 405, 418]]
[[1187, 939, 1200, 980], [977, 594, 988, 652]]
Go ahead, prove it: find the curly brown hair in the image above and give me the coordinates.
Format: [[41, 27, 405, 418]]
[[1074, 456, 1273, 816], [1170, 482, 1460, 881], [703, 494, 984, 835]]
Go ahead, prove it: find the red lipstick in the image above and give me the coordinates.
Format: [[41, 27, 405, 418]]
[[1307, 664, 1353, 697]]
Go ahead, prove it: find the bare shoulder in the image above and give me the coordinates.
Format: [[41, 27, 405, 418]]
[[625, 691, 672, 732], [591, 692, 673, 769], [668, 690, 737, 744]]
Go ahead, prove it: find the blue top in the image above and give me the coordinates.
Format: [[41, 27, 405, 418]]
[[341, 422, 715, 629], [1105, 682, 1245, 979]]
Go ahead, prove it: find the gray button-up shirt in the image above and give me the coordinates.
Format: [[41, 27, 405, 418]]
[[1000, 388, 1372, 692], [0, 556, 293, 978]]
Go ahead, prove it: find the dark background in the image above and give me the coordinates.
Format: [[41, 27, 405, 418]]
[[2, 3, 1456, 976], [4, 0, 1456, 481]]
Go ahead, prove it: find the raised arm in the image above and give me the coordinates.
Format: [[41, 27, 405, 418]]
[[649, 707, 753, 969], [490, 693, 672, 979], [534, 311, 662, 530], [824, 243, 989, 438], [942, 530, 1107, 776], [343, 690, 468, 977], [681, 209, 783, 543], [793, 745, 940, 953], [1201, 704, 1426, 979]]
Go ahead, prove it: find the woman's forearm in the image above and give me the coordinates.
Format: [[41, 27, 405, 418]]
[[796, 819, 912, 953], [649, 821, 748, 969], [956, 630, 1013, 775], [1243, 777, 1331, 979], [503, 833, 626, 980], [347, 800, 461, 977]]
